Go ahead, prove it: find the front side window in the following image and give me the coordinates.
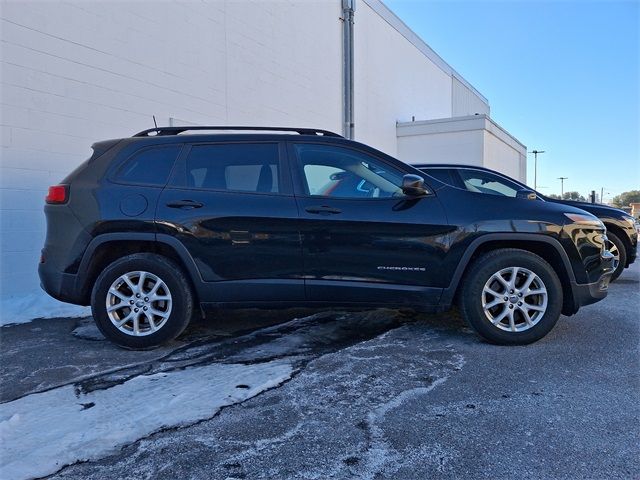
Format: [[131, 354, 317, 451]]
[[294, 144, 404, 198], [183, 143, 280, 193], [458, 169, 520, 197], [423, 168, 457, 187], [116, 145, 182, 186]]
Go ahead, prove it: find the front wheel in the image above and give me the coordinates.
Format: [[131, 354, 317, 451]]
[[459, 249, 563, 345], [607, 232, 627, 282], [91, 253, 194, 349]]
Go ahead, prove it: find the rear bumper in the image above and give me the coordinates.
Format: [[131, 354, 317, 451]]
[[38, 262, 86, 306]]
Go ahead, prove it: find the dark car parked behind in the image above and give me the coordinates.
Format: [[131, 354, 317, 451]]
[[416, 164, 638, 281], [40, 126, 614, 349]]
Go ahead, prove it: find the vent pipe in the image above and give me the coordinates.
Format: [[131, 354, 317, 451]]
[[342, 0, 355, 139]]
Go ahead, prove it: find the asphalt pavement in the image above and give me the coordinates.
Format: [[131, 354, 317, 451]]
[[1, 263, 638, 480]]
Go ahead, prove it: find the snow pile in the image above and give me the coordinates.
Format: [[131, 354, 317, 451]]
[[0, 292, 90, 326], [0, 360, 293, 480]]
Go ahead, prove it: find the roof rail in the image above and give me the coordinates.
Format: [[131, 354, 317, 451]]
[[133, 126, 343, 138]]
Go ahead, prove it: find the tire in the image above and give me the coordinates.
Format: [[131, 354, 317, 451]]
[[607, 232, 627, 282], [459, 248, 563, 345], [91, 253, 194, 349]]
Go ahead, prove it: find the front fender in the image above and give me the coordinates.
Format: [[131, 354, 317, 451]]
[[439, 232, 576, 307]]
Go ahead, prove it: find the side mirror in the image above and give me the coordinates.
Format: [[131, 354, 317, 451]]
[[516, 188, 537, 200], [402, 174, 428, 196]]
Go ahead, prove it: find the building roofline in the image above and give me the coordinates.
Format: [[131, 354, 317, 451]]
[[396, 114, 527, 152], [363, 0, 489, 105]]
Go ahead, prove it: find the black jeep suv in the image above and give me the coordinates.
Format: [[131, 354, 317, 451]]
[[416, 164, 638, 281], [39, 126, 614, 349]]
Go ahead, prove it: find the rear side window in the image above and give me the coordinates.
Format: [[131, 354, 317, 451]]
[[116, 145, 181, 186], [183, 143, 280, 193]]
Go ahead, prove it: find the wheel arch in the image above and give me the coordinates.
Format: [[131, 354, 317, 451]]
[[76, 233, 203, 307], [441, 234, 578, 316]]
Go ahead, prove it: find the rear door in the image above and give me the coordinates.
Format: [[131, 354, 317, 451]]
[[289, 141, 452, 307], [156, 141, 303, 303]]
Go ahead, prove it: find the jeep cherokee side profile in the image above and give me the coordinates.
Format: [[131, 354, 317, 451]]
[[39, 126, 614, 348]]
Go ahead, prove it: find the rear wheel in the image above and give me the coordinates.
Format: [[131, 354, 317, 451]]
[[459, 249, 563, 345], [607, 232, 626, 282], [91, 253, 194, 349]]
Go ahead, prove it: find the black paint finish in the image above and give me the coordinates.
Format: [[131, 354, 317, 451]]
[[39, 133, 614, 315], [417, 163, 638, 272]]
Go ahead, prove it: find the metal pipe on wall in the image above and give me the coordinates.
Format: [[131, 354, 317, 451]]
[[342, 0, 355, 139]]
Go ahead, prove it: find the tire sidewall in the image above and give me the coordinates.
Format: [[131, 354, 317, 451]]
[[607, 232, 626, 282], [461, 251, 563, 345], [91, 254, 193, 349]]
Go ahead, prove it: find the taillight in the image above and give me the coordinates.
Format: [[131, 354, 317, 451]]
[[45, 185, 68, 204]]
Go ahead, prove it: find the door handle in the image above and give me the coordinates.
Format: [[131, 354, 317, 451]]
[[166, 200, 204, 209], [305, 205, 342, 215]]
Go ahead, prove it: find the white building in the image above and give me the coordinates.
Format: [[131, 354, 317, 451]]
[[0, 0, 526, 320]]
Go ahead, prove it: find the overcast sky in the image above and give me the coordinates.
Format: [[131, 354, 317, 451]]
[[385, 0, 639, 201]]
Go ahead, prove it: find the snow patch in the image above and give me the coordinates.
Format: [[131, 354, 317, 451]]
[[71, 319, 105, 341], [0, 292, 90, 326], [0, 360, 293, 480], [357, 352, 466, 478]]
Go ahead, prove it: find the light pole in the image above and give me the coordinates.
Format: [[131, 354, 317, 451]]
[[532, 150, 545, 191], [558, 177, 568, 197]]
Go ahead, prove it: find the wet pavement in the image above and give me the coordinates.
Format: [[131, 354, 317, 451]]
[[1, 263, 638, 479]]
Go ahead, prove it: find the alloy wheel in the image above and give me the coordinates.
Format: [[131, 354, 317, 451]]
[[481, 267, 548, 332], [608, 242, 620, 270], [105, 271, 172, 336]]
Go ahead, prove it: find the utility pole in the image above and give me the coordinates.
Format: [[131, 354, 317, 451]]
[[531, 150, 545, 191], [558, 177, 568, 197]]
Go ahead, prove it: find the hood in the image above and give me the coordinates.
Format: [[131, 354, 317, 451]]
[[547, 198, 628, 219]]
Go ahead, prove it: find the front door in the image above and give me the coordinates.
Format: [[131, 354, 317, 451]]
[[289, 142, 451, 307], [156, 141, 303, 303]]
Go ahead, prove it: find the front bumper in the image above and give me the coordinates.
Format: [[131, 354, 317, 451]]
[[571, 275, 611, 308], [627, 236, 638, 266], [568, 250, 614, 313]]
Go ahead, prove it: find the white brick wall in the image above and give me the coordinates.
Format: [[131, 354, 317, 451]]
[[483, 131, 527, 183], [397, 129, 486, 166], [0, 0, 491, 318], [1, 0, 344, 304], [396, 115, 526, 180], [452, 75, 490, 118], [355, 1, 453, 156]]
